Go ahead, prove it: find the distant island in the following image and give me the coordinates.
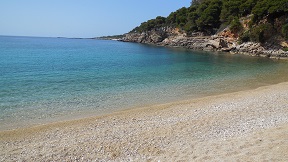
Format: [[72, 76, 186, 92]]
[[105, 0, 288, 59]]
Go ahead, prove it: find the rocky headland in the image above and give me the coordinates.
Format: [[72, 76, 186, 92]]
[[108, 0, 288, 59], [120, 26, 288, 59]]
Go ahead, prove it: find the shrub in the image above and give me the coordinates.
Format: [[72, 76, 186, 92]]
[[239, 31, 250, 43], [282, 24, 288, 39], [249, 23, 274, 43], [249, 27, 263, 43], [230, 17, 243, 33]]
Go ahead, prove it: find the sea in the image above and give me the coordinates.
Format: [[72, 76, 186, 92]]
[[1, 35, 288, 130]]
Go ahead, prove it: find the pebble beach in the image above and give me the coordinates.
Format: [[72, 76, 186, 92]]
[[1, 82, 288, 161]]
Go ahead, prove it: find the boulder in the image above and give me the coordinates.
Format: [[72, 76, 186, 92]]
[[219, 39, 228, 48], [207, 40, 220, 48]]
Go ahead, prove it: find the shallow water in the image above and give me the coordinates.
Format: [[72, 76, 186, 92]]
[[1, 36, 288, 130]]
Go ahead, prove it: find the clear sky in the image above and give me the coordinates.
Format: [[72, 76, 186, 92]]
[[0, 0, 191, 38]]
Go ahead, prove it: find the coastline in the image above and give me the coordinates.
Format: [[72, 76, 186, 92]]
[[1, 82, 288, 161], [119, 27, 288, 60]]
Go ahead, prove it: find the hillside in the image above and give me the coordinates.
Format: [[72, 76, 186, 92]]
[[122, 0, 288, 59]]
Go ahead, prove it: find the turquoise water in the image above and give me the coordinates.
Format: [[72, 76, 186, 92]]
[[1, 36, 288, 130]]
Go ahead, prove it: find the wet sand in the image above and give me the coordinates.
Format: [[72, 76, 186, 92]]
[[1, 82, 288, 161]]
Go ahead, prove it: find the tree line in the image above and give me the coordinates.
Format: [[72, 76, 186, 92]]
[[130, 0, 288, 42]]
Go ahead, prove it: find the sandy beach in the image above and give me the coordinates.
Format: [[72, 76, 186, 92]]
[[1, 82, 288, 161]]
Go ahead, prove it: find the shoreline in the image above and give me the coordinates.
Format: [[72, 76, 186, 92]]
[[1, 81, 288, 161], [121, 39, 288, 60], [120, 27, 288, 60], [123, 39, 288, 60], [0, 73, 287, 132]]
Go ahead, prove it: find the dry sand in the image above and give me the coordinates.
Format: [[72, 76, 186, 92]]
[[1, 82, 288, 161]]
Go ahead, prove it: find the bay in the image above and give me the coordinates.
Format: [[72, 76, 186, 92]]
[[1, 36, 288, 130]]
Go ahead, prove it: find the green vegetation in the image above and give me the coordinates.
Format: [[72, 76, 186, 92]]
[[249, 23, 274, 43], [239, 31, 250, 43], [98, 35, 125, 40], [283, 24, 288, 39], [229, 17, 243, 33], [130, 0, 288, 42], [131, 0, 224, 34], [239, 23, 275, 43], [131, 16, 166, 33], [252, 0, 288, 23]]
